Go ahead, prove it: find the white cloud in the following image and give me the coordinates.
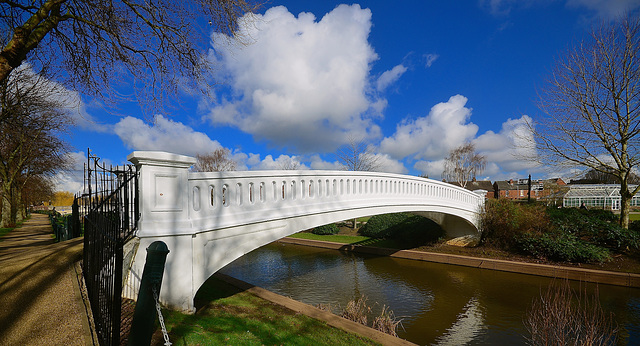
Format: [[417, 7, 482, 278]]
[[113, 115, 222, 156], [248, 154, 309, 170], [376, 64, 407, 91], [309, 155, 343, 170], [380, 95, 479, 160], [205, 5, 383, 152], [473, 115, 539, 172], [414, 159, 445, 179], [566, 0, 640, 19], [371, 153, 408, 174], [424, 54, 439, 67], [52, 151, 87, 193]]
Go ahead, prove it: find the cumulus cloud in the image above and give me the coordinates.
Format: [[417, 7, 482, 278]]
[[376, 64, 407, 91], [248, 154, 309, 170], [473, 115, 539, 172], [205, 5, 383, 152], [380, 95, 479, 160], [371, 153, 408, 174], [414, 159, 445, 179], [113, 115, 222, 156]]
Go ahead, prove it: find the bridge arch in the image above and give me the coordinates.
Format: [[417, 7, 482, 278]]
[[122, 151, 484, 313]]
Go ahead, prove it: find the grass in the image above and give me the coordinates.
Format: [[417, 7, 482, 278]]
[[0, 217, 28, 241], [288, 231, 423, 250], [288, 232, 371, 244], [157, 276, 380, 345], [0, 227, 13, 240], [629, 213, 640, 221]]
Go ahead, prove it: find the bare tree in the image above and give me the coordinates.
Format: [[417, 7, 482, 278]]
[[0, 65, 71, 227], [335, 136, 381, 230], [277, 157, 300, 170], [442, 143, 486, 189], [193, 148, 237, 172], [530, 15, 640, 228], [335, 136, 381, 172], [583, 166, 640, 184], [0, 0, 260, 111]]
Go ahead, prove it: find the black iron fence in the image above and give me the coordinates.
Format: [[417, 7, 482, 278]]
[[81, 150, 139, 346]]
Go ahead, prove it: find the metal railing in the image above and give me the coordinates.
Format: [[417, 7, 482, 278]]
[[81, 150, 139, 346]]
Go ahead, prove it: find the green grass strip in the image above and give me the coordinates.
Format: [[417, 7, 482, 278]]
[[287, 232, 372, 244], [162, 276, 379, 345], [287, 232, 417, 249], [0, 227, 13, 240]]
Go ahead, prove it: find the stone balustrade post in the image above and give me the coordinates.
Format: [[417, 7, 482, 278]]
[[127, 151, 197, 237]]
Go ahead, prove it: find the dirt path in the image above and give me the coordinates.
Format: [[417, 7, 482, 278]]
[[0, 214, 90, 345]]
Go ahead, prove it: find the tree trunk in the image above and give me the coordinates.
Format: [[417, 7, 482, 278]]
[[1, 182, 15, 228], [620, 179, 632, 229]]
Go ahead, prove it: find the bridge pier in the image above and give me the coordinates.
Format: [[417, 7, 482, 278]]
[[121, 151, 484, 313]]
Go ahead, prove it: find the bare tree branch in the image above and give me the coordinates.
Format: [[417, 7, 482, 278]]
[[0, 0, 261, 114], [193, 148, 237, 172], [335, 136, 382, 172], [442, 142, 486, 188]]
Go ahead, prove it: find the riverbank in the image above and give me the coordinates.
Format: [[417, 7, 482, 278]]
[[280, 235, 640, 288]]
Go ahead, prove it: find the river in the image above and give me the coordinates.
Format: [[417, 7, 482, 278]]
[[218, 242, 640, 345]]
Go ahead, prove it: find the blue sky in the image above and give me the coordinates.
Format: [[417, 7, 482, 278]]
[[57, 0, 640, 192]]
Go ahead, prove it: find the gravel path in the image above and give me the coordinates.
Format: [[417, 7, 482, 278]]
[[0, 214, 90, 345]]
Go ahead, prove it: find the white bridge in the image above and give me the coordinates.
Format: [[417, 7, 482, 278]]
[[123, 151, 485, 312]]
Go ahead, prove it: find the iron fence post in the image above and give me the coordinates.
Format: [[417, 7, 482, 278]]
[[128, 241, 170, 345]]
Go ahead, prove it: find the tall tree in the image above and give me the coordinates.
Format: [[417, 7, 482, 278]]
[[193, 148, 237, 172], [0, 0, 259, 110], [0, 65, 70, 226], [442, 143, 486, 189], [530, 15, 640, 228]]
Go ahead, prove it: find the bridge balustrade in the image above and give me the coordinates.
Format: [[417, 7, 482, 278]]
[[185, 170, 483, 236]]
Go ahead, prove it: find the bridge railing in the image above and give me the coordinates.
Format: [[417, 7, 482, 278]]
[[186, 170, 484, 233], [127, 151, 484, 238]]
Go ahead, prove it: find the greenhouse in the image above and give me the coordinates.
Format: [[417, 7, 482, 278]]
[[562, 184, 640, 210]]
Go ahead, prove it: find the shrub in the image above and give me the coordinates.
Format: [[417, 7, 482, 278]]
[[515, 232, 611, 263], [525, 280, 618, 345], [480, 199, 551, 248], [359, 213, 444, 244], [548, 208, 639, 251], [311, 223, 340, 235]]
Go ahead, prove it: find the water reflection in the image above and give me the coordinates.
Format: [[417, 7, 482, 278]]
[[218, 242, 640, 345]]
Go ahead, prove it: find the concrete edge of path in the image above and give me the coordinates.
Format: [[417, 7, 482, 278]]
[[278, 237, 640, 288], [213, 273, 416, 346], [71, 260, 99, 346]]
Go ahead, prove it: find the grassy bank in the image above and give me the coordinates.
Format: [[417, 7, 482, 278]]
[[154, 276, 380, 345]]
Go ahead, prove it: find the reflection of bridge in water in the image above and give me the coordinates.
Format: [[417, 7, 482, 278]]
[[122, 151, 485, 312]]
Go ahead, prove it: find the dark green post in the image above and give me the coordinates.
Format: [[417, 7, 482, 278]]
[[71, 196, 80, 238], [128, 241, 170, 345]]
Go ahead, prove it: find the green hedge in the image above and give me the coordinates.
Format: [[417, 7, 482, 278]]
[[359, 213, 444, 245], [311, 223, 340, 235]]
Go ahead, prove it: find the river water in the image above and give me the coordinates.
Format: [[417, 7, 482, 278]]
[[218, 242, 640, 345]]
